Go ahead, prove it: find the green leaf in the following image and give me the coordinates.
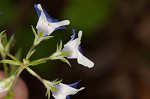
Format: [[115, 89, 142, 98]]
[[0, 30, 6, 34], [50, 51, 71, 60], [42, 36, 54, 41], [57, 40, 62, 52], [50, 85, 58, 91], [38, 30, 44, 38], [5, 34, 14, 52], [29, 57, 49, 66], [0, 30, 6, 37], [4, 51, 22, 64], [0, 60, 20, 65], [14, 48, 22, 60], [52, 79, 63, 85], [31, 25, 37, 36], [60, 51, 71, 57], [46, 90, 50, 99], [2, 34, 8, 47], [26, 49, 36, 60], [9, 48, 22, 76], [60, 58, 71, 66]]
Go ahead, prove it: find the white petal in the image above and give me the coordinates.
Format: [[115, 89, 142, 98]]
[[77, 50, 94, 68], [62, 39, 79, 58], [51, 20, 70, 28], [36, 4, 47, 28], [36, 4, 55, 36], [52, 83, 84, 99], [62, 31, 82, 58], [62, 30, 94, 68]]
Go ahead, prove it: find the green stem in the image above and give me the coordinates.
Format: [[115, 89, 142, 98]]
[[1, 52, 8, 77], [26, 44, 36, 60], [14, 66, 24, 80], [3, 62, 8, 76], [25, 67, 43, 81]]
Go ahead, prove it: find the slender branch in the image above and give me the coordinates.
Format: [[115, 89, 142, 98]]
[[26, 44, 36, 60], [25, 67, 43, 81]]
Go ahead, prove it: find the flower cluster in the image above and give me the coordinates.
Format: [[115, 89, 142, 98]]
[[0, 3, 94, 99]]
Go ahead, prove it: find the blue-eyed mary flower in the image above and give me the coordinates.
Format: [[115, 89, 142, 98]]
[[51, 81, 84, 99], [62, 29, 94, 68], [34, 4, 70, 36], [0, 75, 15, 93]]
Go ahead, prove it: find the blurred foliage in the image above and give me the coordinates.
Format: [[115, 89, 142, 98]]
[[62, 0, 116, 36], [0, 1, 16, 26]]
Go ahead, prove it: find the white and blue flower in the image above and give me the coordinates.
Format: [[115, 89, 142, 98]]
[[52, 81, 84, 99], [34, 4, 70, 36], [62, 29, 94, 68], [0, 75, 15, 93]]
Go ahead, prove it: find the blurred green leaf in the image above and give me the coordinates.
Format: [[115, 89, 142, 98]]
[[4, 51, 22, 64], [30, 57, 49, 66], [5, 34, 14, 52], [0, 59, 20, 65], [62, 0, 116, 36], [9, 48, 22, 76], [0, 1, 16, 25]]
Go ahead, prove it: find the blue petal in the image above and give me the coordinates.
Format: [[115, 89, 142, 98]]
[[34, 4, 41, 17], [78, 46, 83, 54], [70, 28, 76, 41], [34, 4, 66, 30], [55, 26, 66, 30], [42, 8, 66, 30], [65, 81, 81, 99], [66, 96, 71, 99], [68, 80, 81, 88]]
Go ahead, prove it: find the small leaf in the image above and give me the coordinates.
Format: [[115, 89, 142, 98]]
[[60, 51, 71, 57], [50, 85, 58, 91], [0, 30, 6, 36], [9, 48, 22, 76], [50, 51, 71, 60], [42, 36, 53, 41], [2, 34, 8, 47], [58, 40, 62, 52], [0, 60, 20, 65], [60, 58, 71, 66], [52, 79, 63, 85], [46, 90, 50, 99], [4, 51, 22, 64], [56, 40, 62, 52], [5, 34, 14, 52], [56, 43, 59, 51], [31, 25, 37, 36], [38, 30, 44, 38], [14, 48, 22, 60]]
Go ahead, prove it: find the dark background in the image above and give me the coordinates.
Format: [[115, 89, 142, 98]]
[[1, 0, 150, 99]]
